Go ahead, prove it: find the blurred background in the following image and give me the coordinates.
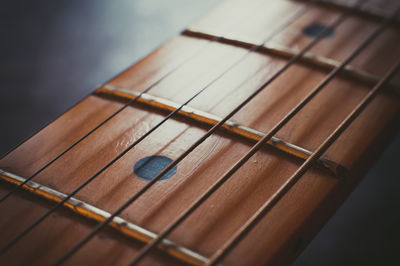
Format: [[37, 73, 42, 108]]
[[0, 0, 399, 265]]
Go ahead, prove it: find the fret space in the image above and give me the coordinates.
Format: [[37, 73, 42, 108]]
[[94, 85, 345, 177], [188, 0, 400, 83], [182, 29, 400, 96]]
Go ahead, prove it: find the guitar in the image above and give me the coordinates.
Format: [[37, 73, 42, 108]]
[[1, 0, 399, 265]]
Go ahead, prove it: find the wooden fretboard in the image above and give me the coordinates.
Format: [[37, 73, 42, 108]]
[[0, 0, 399, 265]]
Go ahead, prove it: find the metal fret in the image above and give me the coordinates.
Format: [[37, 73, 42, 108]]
[[56, 2, 363, 263], [206, 55, 400, 266], [127, 3, 399, 264], [0, 0, 273, 208], [0, 169, 208, 266], [0, 2, 318, 257], [182, 29, 400, 97], [95, 85, 345, 177]]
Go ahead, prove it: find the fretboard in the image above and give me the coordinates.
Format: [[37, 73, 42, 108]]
[[0, 0, 399, 265]]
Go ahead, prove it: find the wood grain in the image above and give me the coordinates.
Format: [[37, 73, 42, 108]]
[[1, 0, 399, 265]]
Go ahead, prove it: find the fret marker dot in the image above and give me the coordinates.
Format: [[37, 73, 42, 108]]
[[134, 155, 177, 181], [303, 23, 334, 38]]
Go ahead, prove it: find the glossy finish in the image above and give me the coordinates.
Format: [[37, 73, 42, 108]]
[[1, 0, 399, 265]]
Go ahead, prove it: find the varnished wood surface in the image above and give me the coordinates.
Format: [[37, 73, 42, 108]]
[[1, 0, 399, 265]]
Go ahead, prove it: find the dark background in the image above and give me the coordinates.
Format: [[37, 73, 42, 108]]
[[0, 1, 399, 265]]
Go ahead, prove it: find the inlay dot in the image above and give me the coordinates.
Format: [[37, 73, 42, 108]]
[[134, 155, 177, 181], [303, 23, 334, 38]]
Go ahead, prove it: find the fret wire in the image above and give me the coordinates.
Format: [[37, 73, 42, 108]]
[[56, 1, 366, 264], [95, 86, 345, 176], [0, 42, 206, 204], [206, 56, 400, 266], [183, 29, 400, 96], [127, 3, 400, 266], [52, 2, 327, 264], [0, 1, 315, 258], [0, 0, 267, 206], [0, 169, 209, 265]]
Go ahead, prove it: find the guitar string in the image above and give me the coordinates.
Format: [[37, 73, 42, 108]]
[[54, 1, 366, 264], [207, 56, 400, 266], [0, 0, 268, 205], [127, 2, 400, 265], [0, 0, 315, 256], [0, 50, 192, 203]]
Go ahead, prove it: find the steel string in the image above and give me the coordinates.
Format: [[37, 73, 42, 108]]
[[207, 56, 400, 266], [55, 1, 365, 265], [126, 3, 400, 266], [0, 0, 314, 256], [0, 0, 268, 205]]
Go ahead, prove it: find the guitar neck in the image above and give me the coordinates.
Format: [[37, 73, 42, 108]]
[[1, 0, 399, 265]]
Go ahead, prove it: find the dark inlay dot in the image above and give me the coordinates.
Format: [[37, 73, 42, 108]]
[[134, 155, 177, 181], [303, 23, 334, 38]]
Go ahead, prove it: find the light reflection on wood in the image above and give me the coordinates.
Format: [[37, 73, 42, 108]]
[[182, 29, 400, 97]]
